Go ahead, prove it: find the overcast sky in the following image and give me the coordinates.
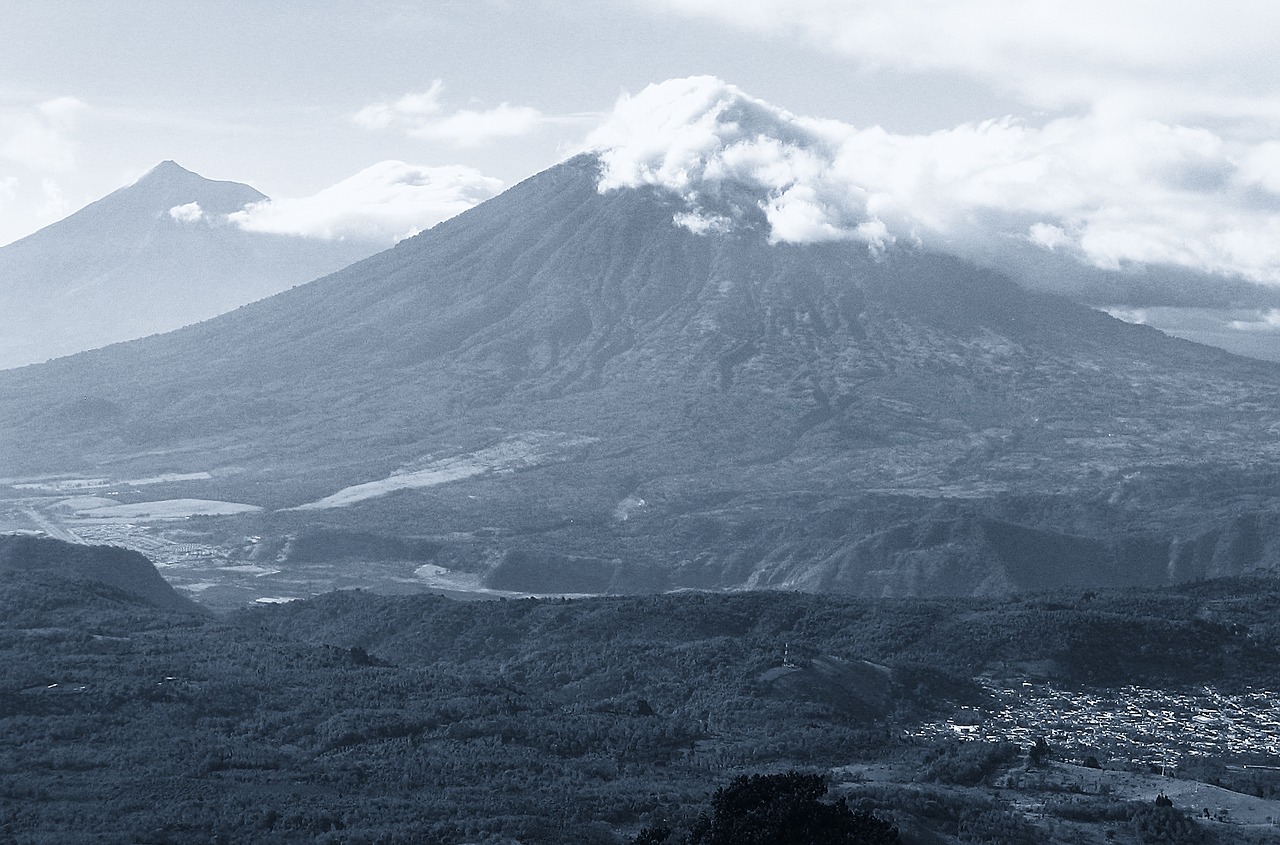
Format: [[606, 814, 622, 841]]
[[4, 1, 1280, 289]]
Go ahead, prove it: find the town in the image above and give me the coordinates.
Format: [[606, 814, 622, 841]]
[[908, 678, 1280, 770]]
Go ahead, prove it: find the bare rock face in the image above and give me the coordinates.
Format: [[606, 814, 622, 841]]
[[3, 154, 1280, 596]]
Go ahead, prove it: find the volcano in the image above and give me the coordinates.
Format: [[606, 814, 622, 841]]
[[0, 161, 375, 368], [4, 87, 1280, 597]]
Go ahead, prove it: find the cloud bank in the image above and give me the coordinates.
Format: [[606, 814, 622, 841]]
[[654, 1, 1280, 124], [227, 161, 503, 243], [587, 77, 1280, 283], [354, 81, 544, 147]]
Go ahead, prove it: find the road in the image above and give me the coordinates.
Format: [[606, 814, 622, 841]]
[[20, 506, 83, 543]]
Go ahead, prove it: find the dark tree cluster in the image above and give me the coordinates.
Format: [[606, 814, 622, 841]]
[[917, 740, 1021, 786], [631, 772, 899, 845]]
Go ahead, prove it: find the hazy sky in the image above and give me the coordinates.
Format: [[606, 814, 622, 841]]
[[4, 1, 1280, 288]]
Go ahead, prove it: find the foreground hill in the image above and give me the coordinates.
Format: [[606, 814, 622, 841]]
[[0, 161, 374, 368], [4, 145, 1280, 594], [0, 534, 202, 616]]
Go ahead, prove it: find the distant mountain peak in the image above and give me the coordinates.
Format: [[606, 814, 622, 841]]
[[141, 159, 195, 179], [124, 160, 266, 209], [132, 159, 211, 191], [0, 157, 372, 368]]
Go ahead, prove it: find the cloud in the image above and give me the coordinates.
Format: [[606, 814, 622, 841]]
[[1229, 310, 1280, 332], [652, 1, 1280, 122], [0, 98, 89, 245], [354, 81, 544, 146], [0, 96, 88, 173], [1101, 307, 1148, 326], [169, 201, 204, 223], [587, 76, 1280, 283], [352, 81, 445, 130], [589, 77, 880, 246], [407, 104, 543, 146], [228, 160, 503, 243]]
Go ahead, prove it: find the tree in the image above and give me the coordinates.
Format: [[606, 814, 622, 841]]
[[632, 827, 673, 845], [633, 771, 899, 845], [1028, 736, 1052, 767]]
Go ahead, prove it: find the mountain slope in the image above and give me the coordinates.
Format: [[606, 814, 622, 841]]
[[0, 161, 375, 368], [3, 154, 1280, 596]]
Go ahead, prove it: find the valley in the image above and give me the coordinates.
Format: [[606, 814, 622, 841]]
[[0, 496, 451, 610], [0, 455, 611, 609]]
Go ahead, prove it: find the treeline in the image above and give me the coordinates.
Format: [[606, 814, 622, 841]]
[[4, 572, 1280, 842], [248, 579, 1280, 689]]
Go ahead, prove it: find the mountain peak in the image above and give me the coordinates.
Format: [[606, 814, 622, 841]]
[[0, 157, 367, 368], [130, 159, 212, 191], [127, 159, 265, 204], [90, 161, 266, 223], [587, 77, 885, 248], [141, 159, 195, 179]]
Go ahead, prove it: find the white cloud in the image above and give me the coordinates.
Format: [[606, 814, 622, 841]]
[[354, 81, 544, 146], [1028, 223, 1070, 252], [228, 160, 503, 243], [0, 97, 88, 245], [587, 76, 1280, 283], [1237, 142, 1280, 195], [0, 96, 87, 173], [653, 1, 1280, 121], [1101, 307, 1149, 326], [636, 5, 1280, 284], [589, 77, 877, 246], [407, 104, 543, 146], [1229, 309, 1280, 332], [352, 80, 445, 130], [169, 201, 204, 223], [672, 210, 733, 236]]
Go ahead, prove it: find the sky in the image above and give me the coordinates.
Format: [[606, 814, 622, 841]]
[[4, 1, 1280, 303]]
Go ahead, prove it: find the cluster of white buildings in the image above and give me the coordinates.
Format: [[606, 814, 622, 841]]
[[907, 679, 1280, 769]]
